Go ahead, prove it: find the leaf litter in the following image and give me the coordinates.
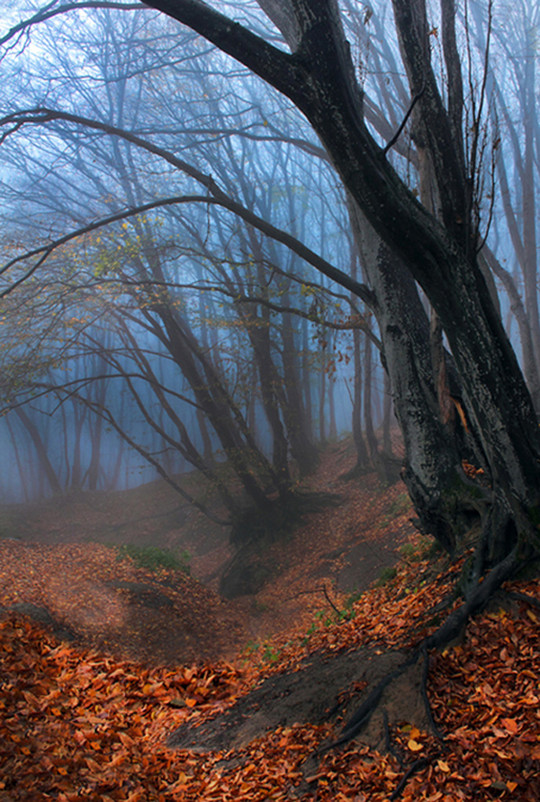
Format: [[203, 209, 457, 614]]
[[0, 442, 539, 800]]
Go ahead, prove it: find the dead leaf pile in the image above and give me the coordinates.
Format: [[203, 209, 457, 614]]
[[1, 557, 538, 800], [0, 441, 538, 800], [0, 540, 246, 665]]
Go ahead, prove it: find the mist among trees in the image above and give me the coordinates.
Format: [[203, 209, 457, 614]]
[[0, 0, 539, 793]]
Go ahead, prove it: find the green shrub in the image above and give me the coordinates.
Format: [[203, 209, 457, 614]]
[[375, 566, 397, 586], [116, 544, 190, 574], [399, 542, 418, 560]]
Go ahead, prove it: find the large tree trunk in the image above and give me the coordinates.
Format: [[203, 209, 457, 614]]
[[350, 327, 370, 472], [362, 327, 379, 464], [280, 297, 319, 475], [482, 245, 540, 412], [350, 201, 468, 553], [145, 0, 540, 560], [288, 0, 540, 560], [158, 304, 275, 512]]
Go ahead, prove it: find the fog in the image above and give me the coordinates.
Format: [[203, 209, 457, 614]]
[[0, 0, 538, 529]]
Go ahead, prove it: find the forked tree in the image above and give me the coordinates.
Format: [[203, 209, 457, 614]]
[[1, 0, 539, 749]]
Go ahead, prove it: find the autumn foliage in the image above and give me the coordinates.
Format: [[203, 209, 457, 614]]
[[0, 454, 539, 800]]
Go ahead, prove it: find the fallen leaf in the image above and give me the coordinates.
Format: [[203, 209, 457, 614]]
[[407, 739, 423, 752], [501, 717, 519, 734]]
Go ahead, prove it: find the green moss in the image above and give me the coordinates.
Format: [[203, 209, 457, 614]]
[[399, 542, 417, 560], [387, 492, 411, 518], [378, 492, 411, 529], [344, 589, 364, 608], [399, 535, 438, 561]]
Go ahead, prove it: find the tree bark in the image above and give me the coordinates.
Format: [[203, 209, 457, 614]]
[[28, 0, 540, 556]]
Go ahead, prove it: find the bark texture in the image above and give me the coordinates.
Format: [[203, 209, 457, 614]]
[[142, 0, 540, 559]]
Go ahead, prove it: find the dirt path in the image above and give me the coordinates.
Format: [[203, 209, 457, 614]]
[[0, 441, 415, 665]]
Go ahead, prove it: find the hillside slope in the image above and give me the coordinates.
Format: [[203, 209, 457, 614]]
[[0, 441, 539, 800], [0, 440, 414, 663]]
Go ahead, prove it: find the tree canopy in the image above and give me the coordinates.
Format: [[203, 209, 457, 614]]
[[0, 0, 539, 761]]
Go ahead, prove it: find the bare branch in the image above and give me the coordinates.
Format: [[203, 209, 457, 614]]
[[141, 0, 304, 99], [0, 109, 375, 304], [0, 2, 141, 48], [383, 83, 425, 156]]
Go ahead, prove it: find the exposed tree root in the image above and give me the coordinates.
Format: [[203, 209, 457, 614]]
[[505, 589, 540, 611], [389, 757, 432, 800], [400, 591, 457, 644], [320, 651, 419, 751], [383, 710, 405, 768], [167, 535, 533, 798], [319, 546, 522, 794], [422, 545, 519, 649], [420, 645, 444, 742]]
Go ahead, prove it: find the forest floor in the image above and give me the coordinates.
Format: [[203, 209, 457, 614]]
[[0, 438, 539, 800]]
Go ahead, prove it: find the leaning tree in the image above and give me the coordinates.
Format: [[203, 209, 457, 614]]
[[3, 0, 539, 563], [132, 0, 540, 750], [1, 0, 539, 747], [131, 0, 540, 570]]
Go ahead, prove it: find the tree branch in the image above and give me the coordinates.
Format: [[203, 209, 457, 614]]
[[0, 110, 374, 304], [142, 0, 305, 98], [383, 83, 425, 156], [0, 1, 141, 48]]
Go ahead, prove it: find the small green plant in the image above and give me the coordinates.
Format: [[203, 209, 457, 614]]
[[388, 492, 411, 518], [400, 536, 438, 562], [262, 643, 281, 663], [375, 566, 397, 586], [378, 492, 411, 529], [344, 589, 363, 608], [116, 544, 190, 574], [336, 607, 355, 622], [300, 621, 317, 647], [399, 542, 419, 561]]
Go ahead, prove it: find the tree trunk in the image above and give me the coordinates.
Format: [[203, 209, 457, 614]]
[[133, 0, 540, 559], [237, 299, 291, 492], [349, 200, 469, 553], [351, 327, 370, 472], [280, 300, 319, 475], [363, 329, 379, 463], [14, 407, 62, 496]]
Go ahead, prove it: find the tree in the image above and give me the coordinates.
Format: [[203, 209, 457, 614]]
[[1, 0, 539, 745], [0, 8, 369, 518], [2, 0, 538, 546], [482, 0, 540, 410], [132, 0, 540, 567]]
